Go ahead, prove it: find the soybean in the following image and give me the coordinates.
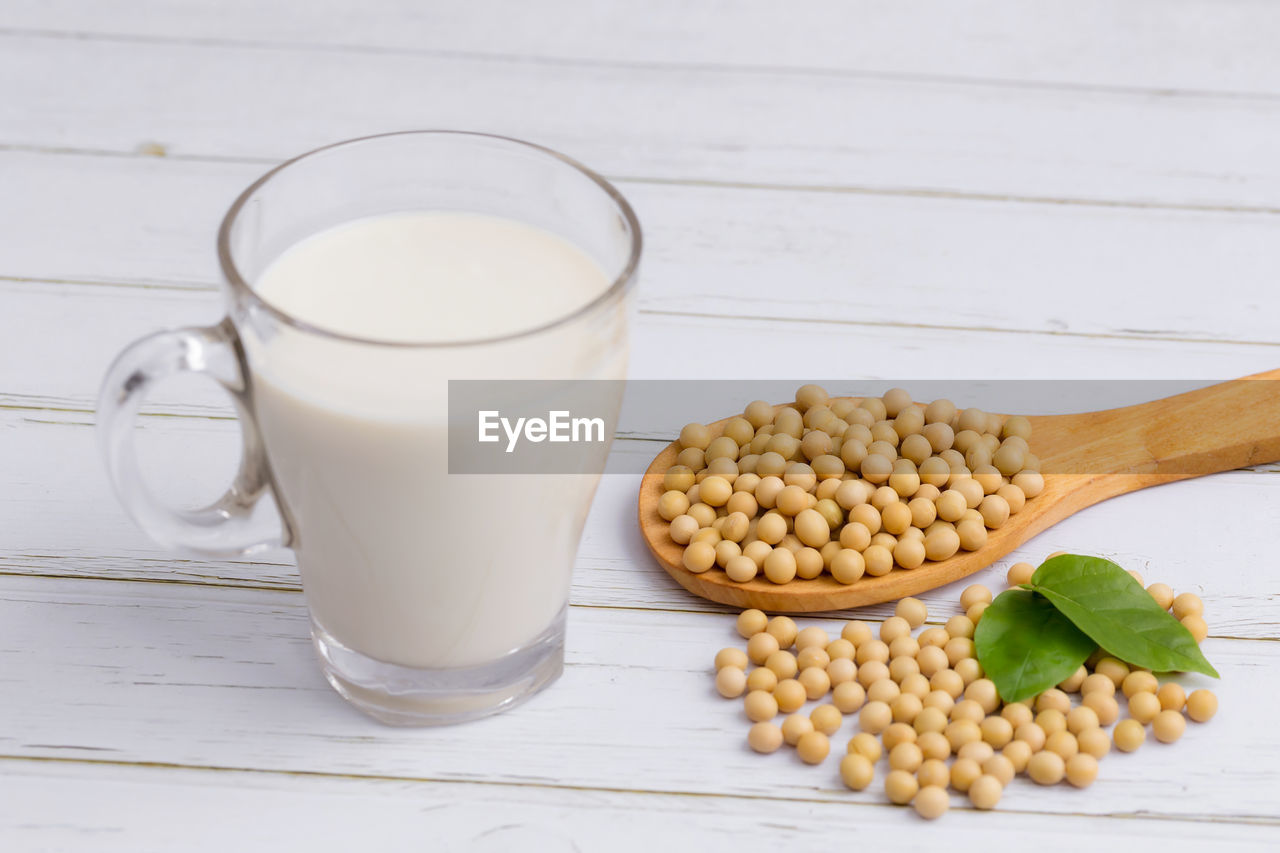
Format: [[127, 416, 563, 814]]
[[748, 722, 784, 754], [665, 388, 1042, 584]]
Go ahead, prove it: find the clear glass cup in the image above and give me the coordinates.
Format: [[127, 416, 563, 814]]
[[97, 132, 641, 725]]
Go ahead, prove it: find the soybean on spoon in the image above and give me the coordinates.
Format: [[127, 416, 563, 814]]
[[637, 370, 1280, 612]]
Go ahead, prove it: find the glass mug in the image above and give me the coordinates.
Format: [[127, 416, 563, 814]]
[[97, 132, 641, 725]]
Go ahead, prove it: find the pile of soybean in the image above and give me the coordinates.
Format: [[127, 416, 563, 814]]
[[661, 385, 1044, 584], [712, 558, 1218, 820]]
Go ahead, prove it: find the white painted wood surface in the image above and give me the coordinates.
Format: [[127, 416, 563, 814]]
[[10, 0, 1280, 94], [2, 3, 1278, 849]]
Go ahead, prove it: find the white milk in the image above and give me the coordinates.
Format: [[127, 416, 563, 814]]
[[246, 212, 621, 669]]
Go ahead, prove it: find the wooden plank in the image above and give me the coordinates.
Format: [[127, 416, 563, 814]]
[[1, 759, 1274, 851], [4, 152, 1280, 346], [1, 404, 1276, 638], [7, 753, 1269, 845], [6, 278, 1280, 425], [0, 575, 1271, 819], [4, 37, 1280, 211], [6, 0, 1280, 95]]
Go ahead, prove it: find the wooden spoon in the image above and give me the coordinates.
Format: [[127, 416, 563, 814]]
[[638, 370, 1280, 612]]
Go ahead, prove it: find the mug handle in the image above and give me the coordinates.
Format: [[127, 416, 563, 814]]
[[97, 318, 291, 556]]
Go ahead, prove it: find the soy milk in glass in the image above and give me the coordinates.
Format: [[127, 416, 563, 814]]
[[98, 133, 640, 724]]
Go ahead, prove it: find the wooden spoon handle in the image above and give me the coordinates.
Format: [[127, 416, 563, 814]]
[[1049, 368, 1280, 486]]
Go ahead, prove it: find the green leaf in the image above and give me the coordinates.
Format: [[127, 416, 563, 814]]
[[1030, 554, 1219, 678], [974, 589, 1098, 704]]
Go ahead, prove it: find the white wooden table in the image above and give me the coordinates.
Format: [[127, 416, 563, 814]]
[[3, 3, 1279, 849]]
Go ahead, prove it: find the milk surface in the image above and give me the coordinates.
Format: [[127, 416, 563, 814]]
[[256, 212, 611, 343], [248, 212, 619, 668]]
